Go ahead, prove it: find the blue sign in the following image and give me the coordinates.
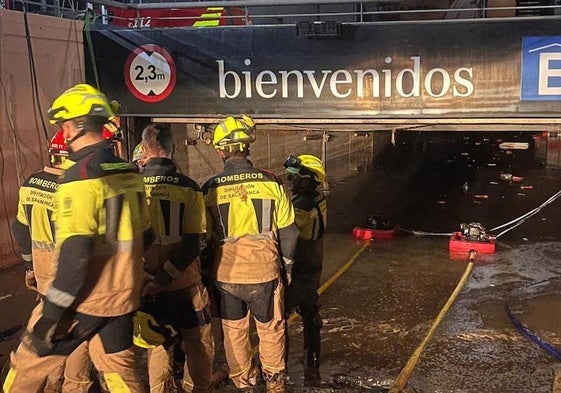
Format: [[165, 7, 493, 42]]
[[521, 36, 561, 101]]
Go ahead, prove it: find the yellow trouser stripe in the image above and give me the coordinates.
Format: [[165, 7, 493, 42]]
[[2, 368, 16, 393], [104, 373, 132, 393]]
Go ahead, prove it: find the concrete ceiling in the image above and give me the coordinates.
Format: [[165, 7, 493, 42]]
[[152, 117, 561, 133]]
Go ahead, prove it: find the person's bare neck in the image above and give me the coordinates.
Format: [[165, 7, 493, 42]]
[[69, 133, 105, 153], [144, 148, 169, 160]]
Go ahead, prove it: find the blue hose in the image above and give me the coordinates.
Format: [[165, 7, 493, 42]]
[[504, 304, 561, 362]]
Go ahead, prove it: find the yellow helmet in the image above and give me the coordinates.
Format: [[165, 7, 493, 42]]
[[284, 154, 326, 183], [132, 311, 176, 349], [47, 84, 115, 125], [212, 115, 256, 151], [132, 142, 145, 163]]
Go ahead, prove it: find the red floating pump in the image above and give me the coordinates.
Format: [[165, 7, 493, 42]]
[[352, 227, 397, 241], [353, 213, 397, 241], [449, 222, 496, 255]]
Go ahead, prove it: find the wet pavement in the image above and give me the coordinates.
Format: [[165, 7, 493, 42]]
[[2, 131, 561, 392]]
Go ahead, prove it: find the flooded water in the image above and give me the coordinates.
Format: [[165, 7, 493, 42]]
[[276, 131, 561, 393]]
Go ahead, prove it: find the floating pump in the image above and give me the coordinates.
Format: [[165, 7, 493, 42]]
[[352, 213, 397, 241], [449, 222, 496, 255]]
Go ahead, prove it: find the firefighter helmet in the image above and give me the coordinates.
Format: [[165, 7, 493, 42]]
[[47, 84, 115, 125], [101, 126, 117, 141], [132, 143, 145, 163], [132, 310, 176, 349], [49, 125, 118, 166], [212, 115, 256, 151], [48, 130, 69, 167], [283, 154, 326, 183]]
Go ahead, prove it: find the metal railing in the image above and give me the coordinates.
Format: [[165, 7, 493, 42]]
[[2, 0, 561, 26]]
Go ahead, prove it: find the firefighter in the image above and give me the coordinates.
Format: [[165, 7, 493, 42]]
[[138, 123, 214, 393], [132, 142, 148, 173], [283, 154, 327, 386], [8, 130, 95, 392], [3, 83, 153, 393], [202, 115, 299, 393]]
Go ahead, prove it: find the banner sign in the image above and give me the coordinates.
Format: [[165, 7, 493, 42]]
[[87, 19, 561, 118]]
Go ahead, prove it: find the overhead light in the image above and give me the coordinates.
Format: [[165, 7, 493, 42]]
[[353, 132, 370, 138], [303, 133, 331, 142], [499, 142, 529, 150], [303, 134, 323, 141]]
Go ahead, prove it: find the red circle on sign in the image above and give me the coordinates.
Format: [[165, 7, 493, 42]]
[[124, 44, 176, 103]]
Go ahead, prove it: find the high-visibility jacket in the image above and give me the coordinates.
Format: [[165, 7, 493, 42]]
[[292, 188, 327, 275], [13, 166, 62, 295], [142, 157, 206, 291], [202, 157, 295, 284], [46, 141, 151, 318]]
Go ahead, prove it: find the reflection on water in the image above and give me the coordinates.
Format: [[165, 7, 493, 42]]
[[288, 235, 561, 393]]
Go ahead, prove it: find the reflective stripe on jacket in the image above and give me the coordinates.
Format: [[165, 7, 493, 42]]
[[15, 166, 62, 295], [203, 158, 295, 284], [142, 157, 206, 290], [52, 142, 151, 317]]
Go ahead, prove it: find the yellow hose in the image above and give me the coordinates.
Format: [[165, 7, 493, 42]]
[[389, 250, 477, 393], [287, 240, 371, 325], [251, 239, 371, 357]]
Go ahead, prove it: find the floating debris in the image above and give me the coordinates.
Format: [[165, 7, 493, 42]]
[[500, 173, 513, 181], [474, 194, 489, 199], [333, 374, 394, 391], [520, 185, 533, 190]]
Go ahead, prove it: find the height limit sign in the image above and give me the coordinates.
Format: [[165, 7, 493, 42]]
[[125, 44, 176, 103]]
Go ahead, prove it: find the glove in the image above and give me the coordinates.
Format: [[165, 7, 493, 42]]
[[283, 256, 294, 286], [24, 269, 37, 290], [27, 316, 59, 356]]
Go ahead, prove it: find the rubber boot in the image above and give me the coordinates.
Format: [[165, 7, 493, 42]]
[[304, 351, 321, 387], [265, 373, 286, 393]]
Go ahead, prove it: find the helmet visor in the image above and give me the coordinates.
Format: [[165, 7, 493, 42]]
[[283, 155, 302, 174]]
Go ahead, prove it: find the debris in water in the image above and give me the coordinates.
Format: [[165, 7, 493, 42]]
[[500, 173, 513, 181], [332, 374, 394, 391]]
